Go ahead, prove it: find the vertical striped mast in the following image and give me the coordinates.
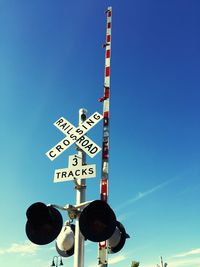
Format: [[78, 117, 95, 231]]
[[98, 6, 112, 267]]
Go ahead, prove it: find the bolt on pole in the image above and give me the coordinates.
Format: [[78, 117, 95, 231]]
[[73, 108, 87, 267]]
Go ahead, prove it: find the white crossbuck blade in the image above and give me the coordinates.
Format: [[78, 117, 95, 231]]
[[46, 111, 103, 161]]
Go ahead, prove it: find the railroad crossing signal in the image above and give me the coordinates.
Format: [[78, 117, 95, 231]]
[[25, 8, 130, 267], [45, 111, 103, 161], [25, 200, 130, 252]]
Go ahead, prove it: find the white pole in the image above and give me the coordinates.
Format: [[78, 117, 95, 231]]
[[98, 7, 112, 267], [73, 108, 87, 267]]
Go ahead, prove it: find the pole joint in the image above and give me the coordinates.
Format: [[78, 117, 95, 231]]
[[73, 177, 87, 190]]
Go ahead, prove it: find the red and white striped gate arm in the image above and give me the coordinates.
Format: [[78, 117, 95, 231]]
[[98, 6, 112, 267]]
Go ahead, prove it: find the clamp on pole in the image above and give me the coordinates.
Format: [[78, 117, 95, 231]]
[[73, 177, 87, 190]]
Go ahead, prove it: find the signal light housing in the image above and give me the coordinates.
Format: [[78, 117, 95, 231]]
[[56, 224, 75, 257], [25, 202, 63, 245], [25, 200, 130, 254], [108, 221, 130, 253], [79, 200, 130, 253], [79, 200, 117, 242]]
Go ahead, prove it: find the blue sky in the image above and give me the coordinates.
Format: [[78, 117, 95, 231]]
[[0, 0, 200, 267]]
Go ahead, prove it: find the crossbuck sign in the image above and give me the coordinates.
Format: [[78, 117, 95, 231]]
[[46, 111, 103, 160]]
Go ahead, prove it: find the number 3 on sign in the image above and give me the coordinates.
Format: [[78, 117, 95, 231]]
[[68, 154, 82, 168], [72, 157, 78, 166]]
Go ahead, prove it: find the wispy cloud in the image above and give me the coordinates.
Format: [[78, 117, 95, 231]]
[[129, 247, 200, 267], [116, 180, 170, 210], [108, 254, 126, 264], [173, 248, 200, 258], [145, 248, 200, 267], [169, 257, 200, 267], [0, 241, 39, 256]]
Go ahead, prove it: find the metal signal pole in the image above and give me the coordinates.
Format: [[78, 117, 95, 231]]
[[98, 6, 112, 267], [73, 108, 87, 267]]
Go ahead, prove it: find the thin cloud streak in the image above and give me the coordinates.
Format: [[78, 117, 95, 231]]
[[169, 257, 200, 267], [142, 248, 200, 267], [143, 257, 200, 267], [108, 254, 126, 264], [116, 180, 170, 210], [173, 248, 200, 258], [0, 241, 39, 255]]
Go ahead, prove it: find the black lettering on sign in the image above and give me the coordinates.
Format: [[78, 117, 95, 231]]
[[82, 140, 89, 147], [82, 124, 88, 130], [63, 139, 70, 146], [90, 146, 98, 154], [49, 151, 56, 158], [66, 127, 73, 135], [56, 118, 64, 125], [93, 113, 101, 120], [77, 136, 85, 143], [75, 169, 80, 176], [56, 172, 61, 178], [62, 172, 67, 178], [88, 167, 94, 175], [85, 143, 92, 151], [82, 168, 87, 175], [56, 145, 64, 152], [72, 157, 78, 166], [68, 170, 74, 177], [63, 124, 71, 131], [60, 122, 67, 130], [86, 118, 94, 127], [70, 133, 77, 141], [76, 128, 84, 135]]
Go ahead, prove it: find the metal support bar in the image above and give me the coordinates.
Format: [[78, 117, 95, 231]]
[[73, 108, 87, 267]]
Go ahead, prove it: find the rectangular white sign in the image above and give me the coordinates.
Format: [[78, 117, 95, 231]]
[[46, 112, 103, 161], [53, 117, 101, 158], [53, 164, 96, 183], [68, 154, 82, 168]]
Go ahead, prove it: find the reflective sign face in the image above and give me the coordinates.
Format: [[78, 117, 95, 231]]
[[46, 112, 103, 160], [53, 164, 96, 183], [53, 154, 96, 183], [68, 154, 82, 168], [54, 117, 101, 158]]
